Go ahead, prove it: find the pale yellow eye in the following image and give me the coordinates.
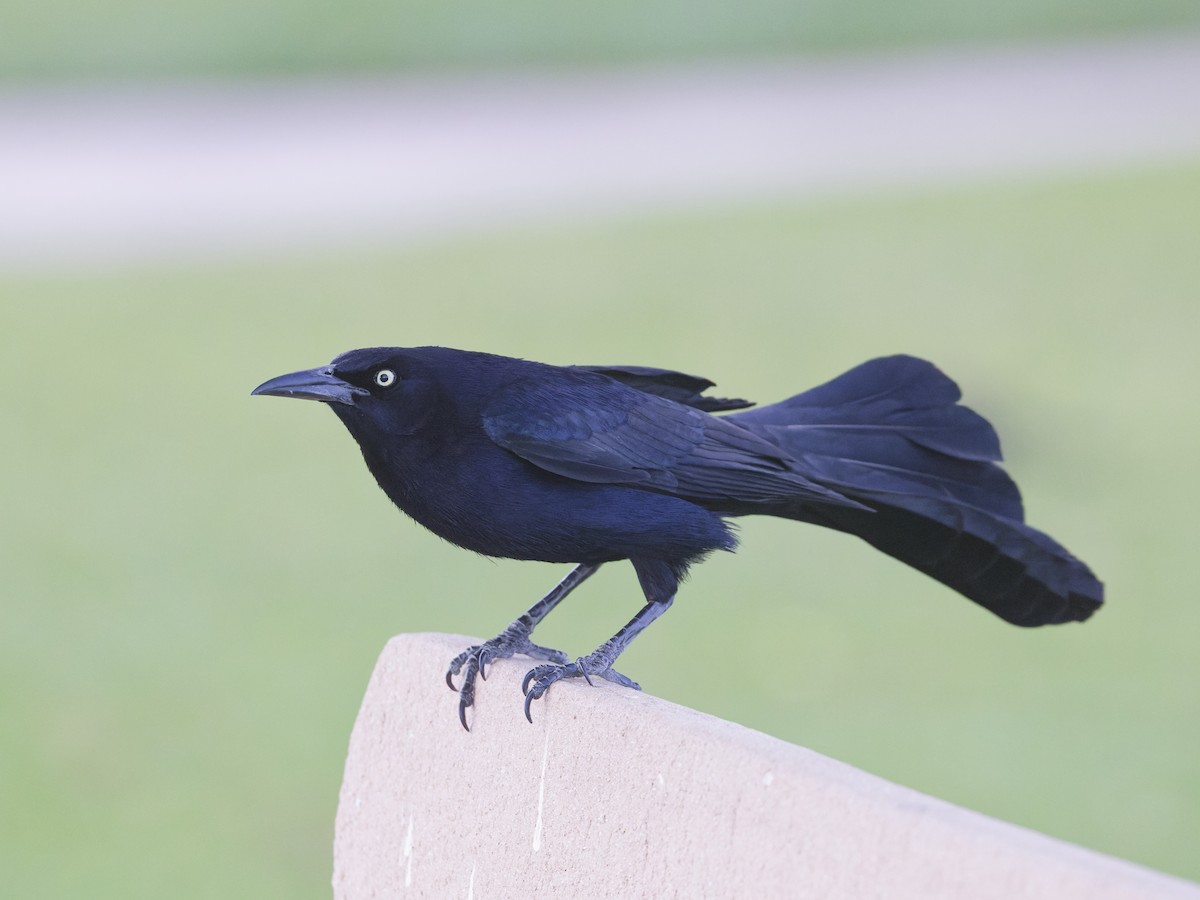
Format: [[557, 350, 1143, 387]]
[[374, 369, 396, 387]]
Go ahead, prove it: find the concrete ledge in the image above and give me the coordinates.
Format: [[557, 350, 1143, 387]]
[[333, 633, 1199, 899]]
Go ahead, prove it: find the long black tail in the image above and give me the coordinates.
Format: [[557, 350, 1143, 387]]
[[728, 356, 1103, 626]]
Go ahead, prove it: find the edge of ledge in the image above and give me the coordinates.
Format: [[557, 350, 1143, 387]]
[[333, 632, 1199, 900]]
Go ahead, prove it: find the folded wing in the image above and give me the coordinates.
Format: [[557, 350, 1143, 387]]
[[483, 372, 859, 508]]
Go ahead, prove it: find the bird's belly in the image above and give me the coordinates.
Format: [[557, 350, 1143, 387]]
[[385, 458, 733, 564]]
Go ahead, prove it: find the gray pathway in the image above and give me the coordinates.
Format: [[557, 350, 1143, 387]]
[[2, 35, 1199, 272]]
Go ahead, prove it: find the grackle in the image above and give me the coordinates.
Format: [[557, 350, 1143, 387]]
[[252, 348, 1102, 729]]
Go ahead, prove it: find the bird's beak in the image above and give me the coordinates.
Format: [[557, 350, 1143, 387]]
[[251, 367, 369, 406]]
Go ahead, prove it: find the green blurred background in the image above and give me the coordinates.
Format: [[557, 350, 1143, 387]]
[[4, 0, 1199, 77], [4, 3, 1200, 898]]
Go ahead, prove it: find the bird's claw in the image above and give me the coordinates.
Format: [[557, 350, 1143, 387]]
[[446, 631, 570, 731], [521, 657, 641, 723]]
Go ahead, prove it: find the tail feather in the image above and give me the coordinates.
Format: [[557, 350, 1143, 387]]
[[732, 355, 1006, 462], [728, 356, 1103, 626], [730, 356, 1023, 520], [799, 494, 1101, 626], [785, 435, 1022, 520]]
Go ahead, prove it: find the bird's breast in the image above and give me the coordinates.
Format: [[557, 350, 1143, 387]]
[[362, 438, 732, 564]]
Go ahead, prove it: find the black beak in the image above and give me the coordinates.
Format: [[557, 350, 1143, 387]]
[[251, 367, 369, 406]]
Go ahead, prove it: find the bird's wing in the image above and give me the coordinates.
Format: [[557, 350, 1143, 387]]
[[570, 365, 754, 412], [482, 374, 859, 507]]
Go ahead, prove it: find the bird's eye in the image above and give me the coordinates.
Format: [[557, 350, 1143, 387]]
[[374, 368, 397, 387]]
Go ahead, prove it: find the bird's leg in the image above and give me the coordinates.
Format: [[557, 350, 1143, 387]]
[[522, 594, 674, 723], [446, 562, 600, 730]]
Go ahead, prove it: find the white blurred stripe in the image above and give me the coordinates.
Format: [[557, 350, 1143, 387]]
[[2, 35, 1199, 272]]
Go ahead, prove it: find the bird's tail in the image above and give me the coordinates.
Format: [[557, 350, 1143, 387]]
[[727, 356, 1103, 626]]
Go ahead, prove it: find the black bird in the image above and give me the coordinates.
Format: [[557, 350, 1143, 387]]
[[252, 348, 1102, 728]]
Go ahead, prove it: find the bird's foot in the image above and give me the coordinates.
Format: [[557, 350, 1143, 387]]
[[446, 623, 569, 731], [520, 646, 640, 723]]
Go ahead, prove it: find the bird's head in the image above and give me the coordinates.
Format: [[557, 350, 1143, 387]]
[[251, 347, 441, 438]]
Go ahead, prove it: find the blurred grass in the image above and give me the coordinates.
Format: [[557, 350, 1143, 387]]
[[3, 0, 1199, 78], [3, 159, 1200, 896]]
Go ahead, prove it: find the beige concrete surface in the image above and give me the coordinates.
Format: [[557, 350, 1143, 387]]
[[333, 632, 1200, 899]]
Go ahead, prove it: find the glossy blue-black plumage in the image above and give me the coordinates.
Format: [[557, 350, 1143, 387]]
[[253, 346, 1103, 723], [258, 346, 1102, 622], [727, 356, 1100, 625]]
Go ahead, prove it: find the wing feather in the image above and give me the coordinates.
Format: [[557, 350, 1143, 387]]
[[572, 364, 754, 412], [482, 372, 861, 508]]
